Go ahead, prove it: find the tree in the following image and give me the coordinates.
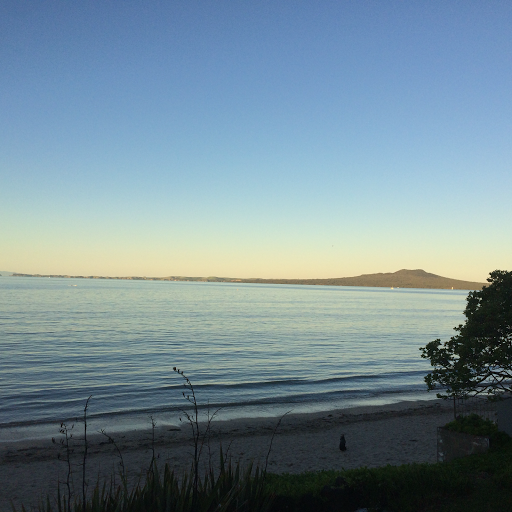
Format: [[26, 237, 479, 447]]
[[421, 270, 512, 400]]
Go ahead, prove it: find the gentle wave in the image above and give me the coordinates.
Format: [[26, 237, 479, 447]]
[[0, 277, 467, 433]]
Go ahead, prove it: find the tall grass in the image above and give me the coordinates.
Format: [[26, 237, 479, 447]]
[[15, 369, 275, 512], [25, 453, 272, 512]]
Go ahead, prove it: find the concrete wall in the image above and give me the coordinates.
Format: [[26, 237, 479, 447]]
[[497, 398, 512, 437], [437, 427, 489, 463]]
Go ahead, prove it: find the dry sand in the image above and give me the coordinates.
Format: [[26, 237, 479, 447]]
[[0, 399, 453, 512]]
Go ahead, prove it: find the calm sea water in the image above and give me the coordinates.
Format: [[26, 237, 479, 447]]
[[0, 277, 466, 440]]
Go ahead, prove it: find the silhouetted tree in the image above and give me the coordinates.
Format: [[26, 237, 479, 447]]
[[421, 270, 512, 399]]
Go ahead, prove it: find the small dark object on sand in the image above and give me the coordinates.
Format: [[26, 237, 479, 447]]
[[339, 433, 347, 451]]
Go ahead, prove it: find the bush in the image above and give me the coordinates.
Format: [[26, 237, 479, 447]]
[[442, 413, 511, 449], [266, 440, 512, 512], [444, 414, 499, 436]]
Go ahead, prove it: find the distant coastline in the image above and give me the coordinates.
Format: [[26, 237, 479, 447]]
[[8, 268, 485, 290]]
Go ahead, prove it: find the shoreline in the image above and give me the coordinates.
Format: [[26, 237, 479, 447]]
[[1, 399, 453, 511], [0, 390, 438, 443], [6, 271, 484, 290]]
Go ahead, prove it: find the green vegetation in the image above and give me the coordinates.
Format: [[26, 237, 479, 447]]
[[421, 270, 512, 399], [442, 413, 511, 450], [444, 413, 498, 436], [266, 439, 512, 511]]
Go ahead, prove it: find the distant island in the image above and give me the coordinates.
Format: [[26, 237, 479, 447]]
[[10, 269, 485, 290]]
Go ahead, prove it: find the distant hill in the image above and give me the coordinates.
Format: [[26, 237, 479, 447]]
[[11, 269, 485, 290], [240, 269, 485, 290], [0, 271, 15, 276]]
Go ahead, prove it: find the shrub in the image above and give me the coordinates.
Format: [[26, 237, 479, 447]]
[[444, 414, 498, 436]]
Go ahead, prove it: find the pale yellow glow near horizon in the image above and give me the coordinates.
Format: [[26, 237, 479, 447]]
[[2, 243, 497, 283], [2, 218, 505, 283]]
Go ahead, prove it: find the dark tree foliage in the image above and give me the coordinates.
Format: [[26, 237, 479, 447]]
[[421, 270, 512, 399]]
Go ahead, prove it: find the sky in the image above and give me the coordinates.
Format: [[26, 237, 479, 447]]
[[1, 1, 511, 282]]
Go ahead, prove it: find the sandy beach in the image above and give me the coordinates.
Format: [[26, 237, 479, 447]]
[[0, 399, 453, 512]]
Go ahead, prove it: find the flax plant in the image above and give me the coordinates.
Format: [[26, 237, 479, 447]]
[[16, 370, 274, 512]]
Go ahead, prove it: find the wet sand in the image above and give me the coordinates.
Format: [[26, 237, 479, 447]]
[[0, 399, 453, 512]]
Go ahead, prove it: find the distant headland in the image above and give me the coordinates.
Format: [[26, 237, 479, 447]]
[[8, 269, 485, 290]]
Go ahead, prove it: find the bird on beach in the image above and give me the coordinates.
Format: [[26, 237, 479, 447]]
[[339, 433, 347, 451]]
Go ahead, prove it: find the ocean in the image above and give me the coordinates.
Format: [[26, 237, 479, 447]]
[[0, 277, 466, 441]]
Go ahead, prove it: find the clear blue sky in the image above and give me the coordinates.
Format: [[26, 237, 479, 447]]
[[1, 1, 511, 281]]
